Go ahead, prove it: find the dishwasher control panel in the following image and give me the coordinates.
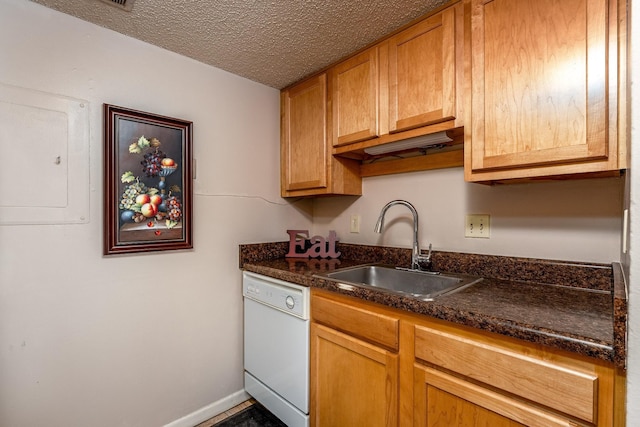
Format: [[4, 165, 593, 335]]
[[243, 272, 309, 319]]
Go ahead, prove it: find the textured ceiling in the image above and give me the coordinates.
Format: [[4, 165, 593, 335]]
[[28, 0, 450, 89]]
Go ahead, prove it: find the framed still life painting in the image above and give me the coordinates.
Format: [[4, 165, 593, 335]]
[[104, 104, 193, 255]]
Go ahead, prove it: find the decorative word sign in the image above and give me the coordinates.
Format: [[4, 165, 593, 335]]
[[286, 230, 341, 259]]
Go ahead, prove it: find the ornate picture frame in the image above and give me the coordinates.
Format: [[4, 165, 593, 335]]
[[104, 104, 193, 255]]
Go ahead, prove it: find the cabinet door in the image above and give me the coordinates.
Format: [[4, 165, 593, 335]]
[[310, 322, 398, 427], [281, 74, 328, 193], [414, 365, 577, 427], [330, 47, 379, 147], [467, 0, 618, 180], [387, 5, 459, 133]]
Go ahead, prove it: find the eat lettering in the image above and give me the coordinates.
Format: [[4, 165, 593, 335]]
[[286, 230, 341, 259]]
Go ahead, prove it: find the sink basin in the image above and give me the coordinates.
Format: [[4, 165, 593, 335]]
[[316, 265, 482, 301]]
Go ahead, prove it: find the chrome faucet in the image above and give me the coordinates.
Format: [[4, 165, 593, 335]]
[[374, 200, 432, 271]]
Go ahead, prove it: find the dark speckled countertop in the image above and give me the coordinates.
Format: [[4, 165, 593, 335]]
[[239, 242, 627, 369]]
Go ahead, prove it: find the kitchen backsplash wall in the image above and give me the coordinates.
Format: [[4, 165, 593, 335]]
[[312, 167, 624, 264]]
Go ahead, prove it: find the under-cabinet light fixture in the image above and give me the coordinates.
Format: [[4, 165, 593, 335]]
[[363, 131, 452, 155]]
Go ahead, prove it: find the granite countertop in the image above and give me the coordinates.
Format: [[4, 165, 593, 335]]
[[239, 242, 628, 369]]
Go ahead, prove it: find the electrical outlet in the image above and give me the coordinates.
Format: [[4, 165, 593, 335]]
[[465, 214, 490, 238], [350, 214, 360, 233]]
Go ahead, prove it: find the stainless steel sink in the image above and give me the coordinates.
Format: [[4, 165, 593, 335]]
[[315, 265, 482, 301]]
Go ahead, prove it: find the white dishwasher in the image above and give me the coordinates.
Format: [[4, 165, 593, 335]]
[[243, 271, 310, 427]]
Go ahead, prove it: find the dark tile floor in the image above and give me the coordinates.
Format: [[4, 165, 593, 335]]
[[212, 403, 286, 427]]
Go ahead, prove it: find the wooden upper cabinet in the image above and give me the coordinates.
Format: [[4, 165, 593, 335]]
[[387, 5, 460, 133], [465, 0, 626, 182], [281, 74, 327, 193], [329, 2, 464, 153], [283, 0, 628, 186], [281, 73, 362, 197], [329, 47, 379, 147]]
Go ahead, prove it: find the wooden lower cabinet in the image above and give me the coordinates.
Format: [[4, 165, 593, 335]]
[[415, 366, 524, 427], [310, 323, 399, 427], [310, 289, 623, 426], [414, 365, 582, 427], [412, 323, 603, 425]]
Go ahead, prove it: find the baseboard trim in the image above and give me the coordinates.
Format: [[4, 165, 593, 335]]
[[163, 389, 251, 427]]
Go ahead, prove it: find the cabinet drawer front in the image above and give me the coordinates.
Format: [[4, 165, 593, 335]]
[[312, 294, 399, 351], [414, 325, 597, 423]]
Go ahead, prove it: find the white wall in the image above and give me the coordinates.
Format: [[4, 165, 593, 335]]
[[0, 1, 312, 426], [626, 0, 639, 421], [314, 170, 623, 264]]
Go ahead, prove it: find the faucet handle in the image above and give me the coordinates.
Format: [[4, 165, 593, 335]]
[[415, 243, 433, 271], [418, 243, 432, 260]]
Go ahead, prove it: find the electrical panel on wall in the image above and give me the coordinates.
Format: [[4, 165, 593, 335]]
[[0, 83, 89, 225]]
